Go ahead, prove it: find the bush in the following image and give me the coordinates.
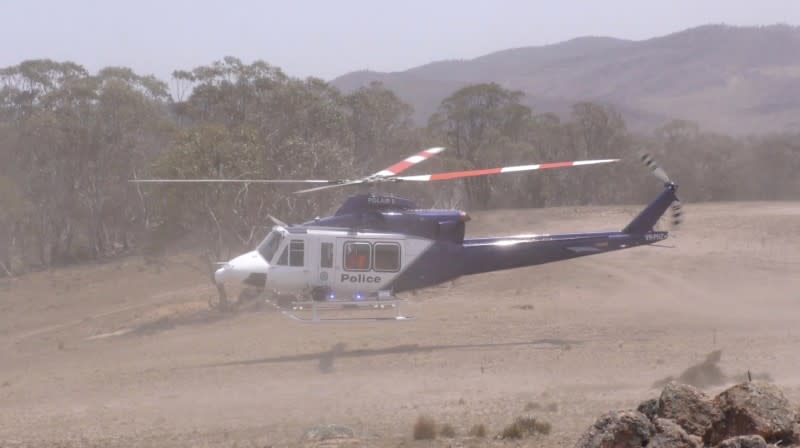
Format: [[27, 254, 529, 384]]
[[499, 415, 551, 439], [439, 423, 456, 438], [524, 401, 541, 411], [469, 423, 487, 438], [413, 415, 436, 440]]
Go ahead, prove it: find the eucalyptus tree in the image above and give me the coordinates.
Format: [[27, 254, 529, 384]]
[[0, 60, 170, 268], [429, 83, 532, 208]]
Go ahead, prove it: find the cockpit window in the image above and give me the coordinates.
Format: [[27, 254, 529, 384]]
[[257, 230, 283, 262], [276, 240, 304, 267]]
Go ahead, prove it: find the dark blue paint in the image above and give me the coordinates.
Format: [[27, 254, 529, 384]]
[[623, 183, 679, 234], [334, 195, 416, 215], [303, 194, 466, 242], [387, 183, 680, 293]]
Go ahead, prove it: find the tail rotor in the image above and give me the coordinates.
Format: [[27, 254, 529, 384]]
[[670, 201, 684, 227], [639, 151, 672, 186], [638, 150, 683, 229]]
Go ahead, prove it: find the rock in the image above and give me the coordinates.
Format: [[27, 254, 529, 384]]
[[717, 435, 768, 448], [302, 424, 355, 442], [647, 418, 702, 448], [575, 410, 654, 448], [659, 381, 719, 437], [638, 398, 660, 421], [793, 422, 800, 445], [704, 382, 796, 446], [688, 435, 703, 446], [794, 408, 800, 443]]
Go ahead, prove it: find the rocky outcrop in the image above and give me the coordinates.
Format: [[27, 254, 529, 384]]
[[703, 382, 796, 446], [638, 398, 660, 421], [575, 410, 654, 448], [658, 382, 719, 437], [647, 418, 702, 448], [578, 381, 800, 448], [716, 435, 768, 448]]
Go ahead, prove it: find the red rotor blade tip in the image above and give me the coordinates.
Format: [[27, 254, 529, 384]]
[[373, 147, 445, 177], [396, 158, 618, 182]]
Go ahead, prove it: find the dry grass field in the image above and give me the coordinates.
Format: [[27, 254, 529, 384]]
[[2, 201, 799, 447]]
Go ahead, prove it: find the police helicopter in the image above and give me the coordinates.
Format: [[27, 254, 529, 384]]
[[133, 148, 681, 321]]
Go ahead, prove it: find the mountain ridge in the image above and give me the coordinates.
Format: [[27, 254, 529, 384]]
[[332, 24, 800, 134]]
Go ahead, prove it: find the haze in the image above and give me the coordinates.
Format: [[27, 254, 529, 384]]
[[2, 0, 799, 80]]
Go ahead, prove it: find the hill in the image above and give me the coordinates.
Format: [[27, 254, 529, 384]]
[[332, 25, 800, 134]]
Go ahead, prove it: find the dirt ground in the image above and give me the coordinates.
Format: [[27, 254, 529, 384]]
[[2, 201, 799, 448]]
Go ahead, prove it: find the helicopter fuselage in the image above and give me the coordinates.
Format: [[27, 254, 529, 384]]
[[214, 186, 677, 301]]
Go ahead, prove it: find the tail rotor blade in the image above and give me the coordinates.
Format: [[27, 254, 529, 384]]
[[639, 151, 671, 184], [636, 151, 683, 229], [671, 200, 684, 227]]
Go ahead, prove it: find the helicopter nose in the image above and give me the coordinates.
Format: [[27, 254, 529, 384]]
[[214, 250, 269, 286]]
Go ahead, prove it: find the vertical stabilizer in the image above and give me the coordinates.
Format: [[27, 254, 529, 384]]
[[622, 183, 679, 234]]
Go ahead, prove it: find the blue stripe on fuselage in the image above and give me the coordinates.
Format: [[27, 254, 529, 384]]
[[387, 231, 664, 293]]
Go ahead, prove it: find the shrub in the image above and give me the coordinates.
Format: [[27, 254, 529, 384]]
[[439, 423, 456, 438], [413, 415, 436, 440], [469, 423, 487, 438], [524, 401, 541, 411], [499, 415, 551, 439]]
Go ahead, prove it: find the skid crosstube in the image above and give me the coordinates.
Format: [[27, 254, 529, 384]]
[[266, 297, 414, 323]]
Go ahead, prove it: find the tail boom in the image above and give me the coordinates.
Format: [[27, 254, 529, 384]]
[[459, 230, 667, 276], [459, 183, 679, 277], [388, 183, 677, 291]]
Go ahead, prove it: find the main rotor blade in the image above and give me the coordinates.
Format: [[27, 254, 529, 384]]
[[268, 214, 288, 227], [372, 147, 446, 177], [293, 180, 365, 194], [394, 158, 619, 182], [129, 179, 333, 184]]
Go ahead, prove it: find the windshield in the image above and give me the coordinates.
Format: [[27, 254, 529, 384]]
[[256, 230, 283, 262]]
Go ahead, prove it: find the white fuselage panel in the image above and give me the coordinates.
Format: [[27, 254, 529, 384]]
[[261, 227, 433, 298]]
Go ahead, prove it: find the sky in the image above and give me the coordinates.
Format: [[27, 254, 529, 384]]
[[2, 0, 799, 81]]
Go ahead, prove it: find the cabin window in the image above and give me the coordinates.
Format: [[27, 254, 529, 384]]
[[344, 241, 371, 271], [289, 240, 305, 267], [320, 242, 333, 268], [373, 242, 401, 272]]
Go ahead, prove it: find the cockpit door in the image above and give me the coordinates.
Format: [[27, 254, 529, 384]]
[[269, 238, 310, 292]]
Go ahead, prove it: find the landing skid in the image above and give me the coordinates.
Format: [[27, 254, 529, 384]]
[[266, 297, 413, 323]]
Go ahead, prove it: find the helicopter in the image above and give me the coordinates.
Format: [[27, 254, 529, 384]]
[[133, 148, 681, 321]]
